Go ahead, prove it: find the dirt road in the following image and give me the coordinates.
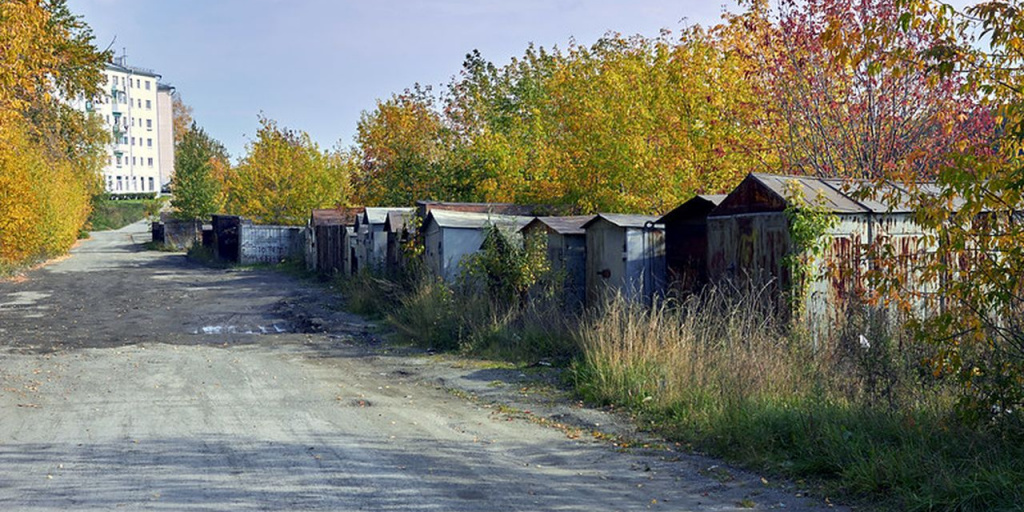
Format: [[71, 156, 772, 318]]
[[0, 222, 843, 511]]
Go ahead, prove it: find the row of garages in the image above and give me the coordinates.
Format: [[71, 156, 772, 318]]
[[309, 172, 933, 329], [155, 171, 932, 331], [309, 203, 666, 308]]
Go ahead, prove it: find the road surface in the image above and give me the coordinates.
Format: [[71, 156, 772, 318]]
[[0, 222, 842, 511]]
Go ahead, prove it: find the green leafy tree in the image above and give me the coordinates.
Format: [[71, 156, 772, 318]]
[[541, 30, 771, 213], [465, 225, 550, 307], [171, 123, 228, 220], [227, 117, 350, 225], [443, 46, 562, 204]]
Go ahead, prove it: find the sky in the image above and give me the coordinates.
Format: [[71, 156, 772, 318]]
[[66, 1, 732, 161]]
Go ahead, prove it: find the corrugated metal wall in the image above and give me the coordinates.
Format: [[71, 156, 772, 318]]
[[707, 210, 931, 336]]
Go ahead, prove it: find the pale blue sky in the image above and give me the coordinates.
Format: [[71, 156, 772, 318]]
[[67, 1, 731, 160]]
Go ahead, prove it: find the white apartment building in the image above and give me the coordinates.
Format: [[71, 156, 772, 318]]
[[82, 56, 175, 195]]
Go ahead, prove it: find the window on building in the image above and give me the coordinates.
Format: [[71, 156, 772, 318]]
[[131, 137, 135, 146], [132, 156, 136, 165], [116, 176, 122, 190], [116, 155, 122, 167], [147, 138, 152, 147], [136, 79, 140, 88], [146, 100, 151, 109], [148, 178, 154, 191], [147, 157, 153, 166], [145, 81, 151, 90], [146, 119, 152, 130]]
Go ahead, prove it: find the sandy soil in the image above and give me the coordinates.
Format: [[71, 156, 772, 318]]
[[0, 221, 848, 511]]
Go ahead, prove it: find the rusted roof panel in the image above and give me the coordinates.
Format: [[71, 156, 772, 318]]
[[416, 201, 540, 218], [524, 215, 594, 236], [384, 210, 415, 233], [363, 207, 414, 225], [310, 207, 364, 226], [426, 209, 533, 231], [711, 173, 940, 217], [583, 213, 663, 230], [751, 173, 867, 213], [819, 178, 920, 213]]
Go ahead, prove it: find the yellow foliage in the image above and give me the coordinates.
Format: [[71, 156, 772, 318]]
[[0, 0, 106, 267], [0, 121, 91, 264], [225, 117, 350, 225]]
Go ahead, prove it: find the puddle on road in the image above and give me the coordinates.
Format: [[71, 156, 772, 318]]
[[193, 324, 293, 335], [0, 291, 51, 310]]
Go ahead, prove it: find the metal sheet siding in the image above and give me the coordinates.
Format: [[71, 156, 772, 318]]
[[524, 222, 587, 308], [238, 225, 304, 265], [423, 218, 443, 279], [707, 212, 791, 287], [562, 234, 587, 308], [585, 219, 664, 304], [624, 227, 666, 302], [707, 208, 933, 337], [586, 219, 625, 305], [440, 227, 488, 283], [314, 224, 346, 276], [344, 226, 356, 275]]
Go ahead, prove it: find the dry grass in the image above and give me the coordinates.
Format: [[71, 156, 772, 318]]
[[338, 267, 1024, 510], [571, 287, 1024, 511], [574, 285, 812, 410]]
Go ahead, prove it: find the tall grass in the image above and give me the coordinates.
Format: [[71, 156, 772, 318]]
[[338, 270, 576, 363], [335, 262, 1024, 509], [571, 287, 1024, 511]]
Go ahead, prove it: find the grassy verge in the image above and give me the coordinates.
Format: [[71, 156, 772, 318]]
[[339, 268, 1024, 510], [570, 289, 1024, 511], [336, 271, 577, 364], [87, 197, 165, 232]]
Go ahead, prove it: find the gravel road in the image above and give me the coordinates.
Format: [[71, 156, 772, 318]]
[[0, 222, 846, 511]]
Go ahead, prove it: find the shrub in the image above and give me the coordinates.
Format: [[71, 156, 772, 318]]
[[87, 198, 159, 231]]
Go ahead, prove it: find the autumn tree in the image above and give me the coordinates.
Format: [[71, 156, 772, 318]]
[[353, 86, 455, 206], [171, 123, 228, 220], [539, 30, 771, 213], [226, 117, 350, 225], [848, 0, 1024, 425], [0, 0, 109, 265], [730, 0, 992, 179], [171, 92, 194, 146], [442, 46, 562, 204], [351, 28, 782, 214]]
